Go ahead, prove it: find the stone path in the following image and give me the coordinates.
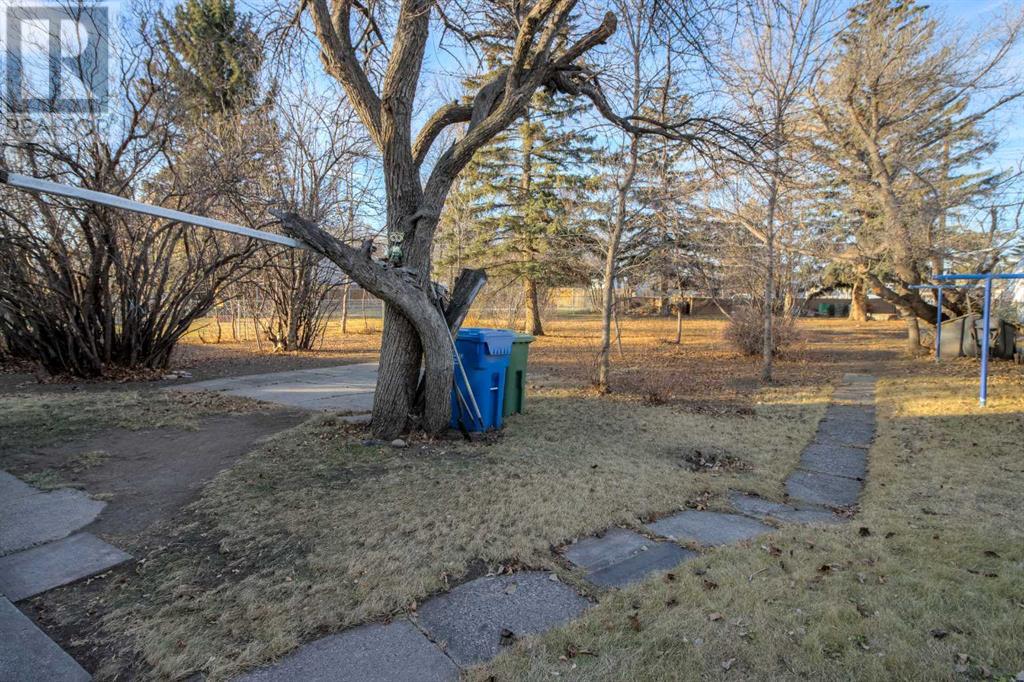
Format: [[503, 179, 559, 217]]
[[176, 364, 379, 418], [1, 470, 132, 679], [231, 374, 877, 681], [1, 597, 90, 681]]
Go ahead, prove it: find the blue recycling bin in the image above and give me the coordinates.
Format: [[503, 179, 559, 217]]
[[450, 328, 515, 431]]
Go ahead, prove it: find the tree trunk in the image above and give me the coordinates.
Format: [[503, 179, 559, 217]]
[[340, 283, 350, 334], [597, 136, 639, 393], [849, 277, 869, 322], [675, 303, 683, 344], [761, 177, 778, 384], [896, 303, 924, 356], [523, 276, 544, 336]]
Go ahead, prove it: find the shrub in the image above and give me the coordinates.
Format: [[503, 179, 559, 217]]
[[724, 306, 798, 356]]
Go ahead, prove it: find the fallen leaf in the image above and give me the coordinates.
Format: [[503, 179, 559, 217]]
[[665, 598, 679, 608], [703, 579, 719, 591], [709, 612, 723, 622], [930, 629, 948, 639], [564, 644, 596, 658], [982, 550, 1001, 558], [628, 613, 642, 632], [721, 658, 736, 671], [967, 568, 998, 578]]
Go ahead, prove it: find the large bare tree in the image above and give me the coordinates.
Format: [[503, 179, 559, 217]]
[[716, 0, 834, 381], [276, 0, 743, 437]]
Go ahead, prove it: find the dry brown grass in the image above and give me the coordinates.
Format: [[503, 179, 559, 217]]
[[96, 379, 829, 679], [474, 356, 1024, 681], [0, 390, 264, 453], [10, 314, 1023, 680]]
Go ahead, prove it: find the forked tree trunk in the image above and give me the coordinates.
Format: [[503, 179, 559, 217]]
[[523, 276, 545, 336]]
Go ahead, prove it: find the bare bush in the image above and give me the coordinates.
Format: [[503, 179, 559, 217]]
[[724, 306, 797, 356], [0, 24, 257, 377]]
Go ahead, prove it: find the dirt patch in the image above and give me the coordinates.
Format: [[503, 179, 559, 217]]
[[2, 409, 307, 545]]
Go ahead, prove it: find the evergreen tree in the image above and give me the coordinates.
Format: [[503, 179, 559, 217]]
[[807, 0, 1019, 352], [157, 0, 263, 118], [440, 86, 596, 335]]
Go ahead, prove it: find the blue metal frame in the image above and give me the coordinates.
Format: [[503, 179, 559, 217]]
[[933, 273, 1024, 407]]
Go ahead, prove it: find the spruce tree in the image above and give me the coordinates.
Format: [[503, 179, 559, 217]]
[[157, 0, 262, 118], [440, 86, 595, 336]]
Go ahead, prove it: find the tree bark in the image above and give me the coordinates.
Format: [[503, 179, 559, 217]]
[[761, 175, 778, 383], [849, 277, 868, 322], [523, 276, 544, 336], [896, 303, 924, 356], [597, 136, 638, 392], [340, 283, 350, 334]]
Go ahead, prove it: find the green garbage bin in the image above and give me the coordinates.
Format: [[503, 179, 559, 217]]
[[503, 332, 535, 417]]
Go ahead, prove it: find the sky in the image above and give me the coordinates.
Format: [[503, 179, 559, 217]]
[[928, 0, 1024, 173]]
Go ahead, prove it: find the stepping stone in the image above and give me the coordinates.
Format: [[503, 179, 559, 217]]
[[813, 417, 875, 449], [415, 572, 589, 666], [0, 533, 131, 602], [728, 492, 843, 525], [645, 510, 773, 547], [562, 528, 696, 588], [0, 596, 90, 681], [0, 471, 39, 502], [831, 386, 875, 404], [823, 404, 876, 424], [236, 620, 457, 682], [786, 469, 862, 508], [799, 443, 867, 480], [0, 485, 106, 556]]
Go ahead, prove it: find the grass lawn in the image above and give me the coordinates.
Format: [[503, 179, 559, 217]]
[[475, 371, 1024, 681], [3, 316, 1022, 680]]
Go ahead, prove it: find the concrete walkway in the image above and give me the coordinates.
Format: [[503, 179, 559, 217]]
[[1, 470, 132, 679], [230, 374, 877, 681], [175, 364, 379, 417]]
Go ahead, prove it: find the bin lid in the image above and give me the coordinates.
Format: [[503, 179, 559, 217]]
[[457, 328, 516, 354], [513, 332, 536, 343]]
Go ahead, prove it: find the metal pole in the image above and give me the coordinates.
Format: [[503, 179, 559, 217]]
[[935, 286, 943, 363], [446, 324, 484, 425], [979, 276, 992, 407], [0, 171, 304, 249]]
